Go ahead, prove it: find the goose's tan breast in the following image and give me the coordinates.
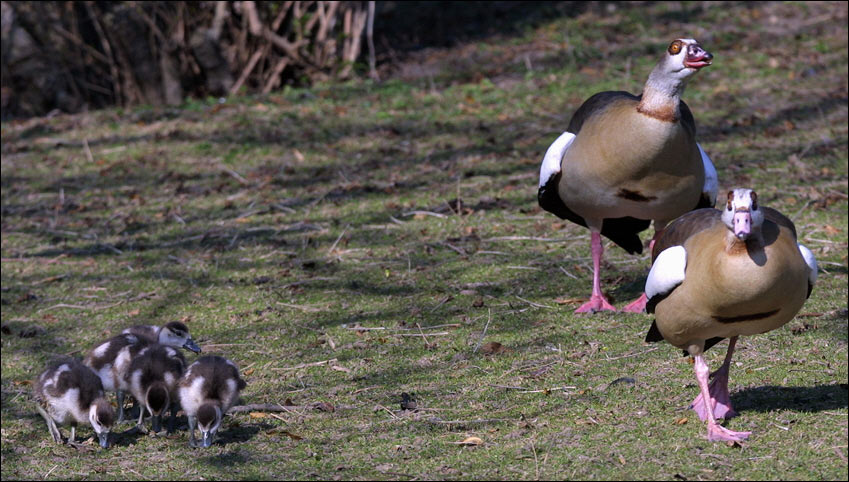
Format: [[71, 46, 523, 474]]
[[654, 222, 809, 349], [559, 100, 703, 223]]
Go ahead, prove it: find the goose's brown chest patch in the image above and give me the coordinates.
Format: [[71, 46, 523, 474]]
[[636, 102, 678, 123], [617, 188, 657, 202]]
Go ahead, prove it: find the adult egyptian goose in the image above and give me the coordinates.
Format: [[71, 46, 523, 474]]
[[124, 344, 186, 434], [33, 356, 114, 448], [84, 333, 151, 423], [644, 188, 818, 442], [538, 38, 717, 313], [178, 355, 247, 447], [123, 321, 201, 354]]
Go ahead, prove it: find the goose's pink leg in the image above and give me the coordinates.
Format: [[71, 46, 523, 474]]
[[691, 337, 739, 420], [623, 225, 666, 313], [693, 352, 750, 442], [575, 231, 616, 313]]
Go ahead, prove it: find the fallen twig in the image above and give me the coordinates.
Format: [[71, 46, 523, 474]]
[[515, 295, 553, 309], [345, 323, 460, 332], [221, 165, 250, 185], [229, 403, 304, 413], [38, 301, 123, 312], [439, 242, 467, 256], [402, 210, 448, 219], [427, 417, 509, 425], [482, 236, 568, 242], [375, 403, 401, 420], [519, 386, 576, 394], [603, 347, 659, 361], [394, 332, 451, 337], [327, 225, 350, 255], [275, 358, 337, 371], [415, 323, 432, 347], [473, 308, 492, 353], [558, 265, 578, 279], [82, 138, 94, 164], [429, 296, 453, 313]]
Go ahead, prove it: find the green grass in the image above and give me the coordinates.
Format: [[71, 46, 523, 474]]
[[2, 2, 847, 480]]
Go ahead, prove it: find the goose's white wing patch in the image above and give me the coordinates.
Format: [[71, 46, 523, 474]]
[[698, 143, 717, 207], [538, 131, 575, 187], [645, 246, 687, 300], [798, 244, 818, 285]]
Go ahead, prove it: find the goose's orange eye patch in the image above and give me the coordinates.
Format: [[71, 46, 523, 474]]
[[668, 40, 683, 55]]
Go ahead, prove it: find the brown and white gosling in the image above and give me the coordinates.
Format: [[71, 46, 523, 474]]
[[178, 355, 247, 447], [84, 333, 151, 423], [123, 321, 201, 353], [33, 356, 114, 448], [124, 344, 186, 434]]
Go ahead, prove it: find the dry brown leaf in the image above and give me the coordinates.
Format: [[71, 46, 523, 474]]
[[243, 368, 254, 376], [128, 309, 140, 316], [249, 412, 268, 419], [480, 342, 508, 355], [451, 436, 483, 446], [675, 417, 688, 425], [824, 225, 840, 235], [331, 365, 351, 373]]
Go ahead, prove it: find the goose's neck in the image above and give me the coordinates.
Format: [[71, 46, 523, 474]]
[[637, 68, 687, 122]]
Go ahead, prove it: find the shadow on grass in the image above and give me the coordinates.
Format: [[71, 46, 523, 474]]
[[213, 422, 269, 446], [201, 449, 250, 466], [732, 384, 848, 414]]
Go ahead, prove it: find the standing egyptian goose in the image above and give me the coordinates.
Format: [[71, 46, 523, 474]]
[[33, 356, 114, 448], [123, 321, 201, 354], [84, 333, 151, 423], [538, 38, 717, 313], [644, 188, 818, 442], [178, 355, 247, 447], [124, 344, 186, 434]]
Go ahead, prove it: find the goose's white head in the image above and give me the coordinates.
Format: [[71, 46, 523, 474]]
[[160, 321, 201, 353], [722, 188, 764, 241], [649, 38, 713, 89], [666, 38, 713, 74]]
